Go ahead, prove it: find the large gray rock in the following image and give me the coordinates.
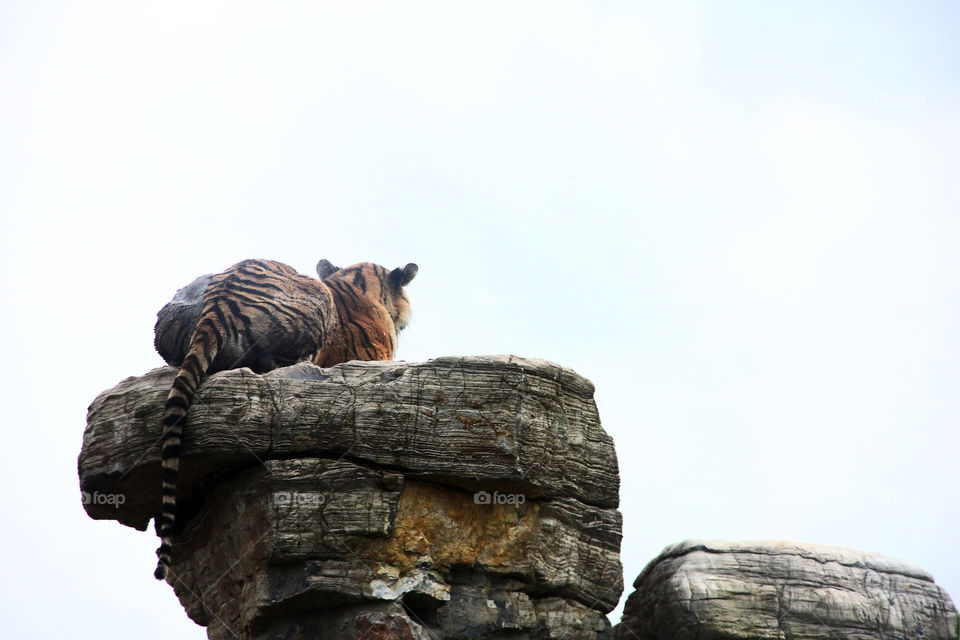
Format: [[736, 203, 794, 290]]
[[614, 539, 958, 640], [79, 356, 623, 639], [153, 272, 212, 366], [79, 356, 620, 530]]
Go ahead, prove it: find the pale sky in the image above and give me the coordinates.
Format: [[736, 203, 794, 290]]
[[1, 2, 957, 637]]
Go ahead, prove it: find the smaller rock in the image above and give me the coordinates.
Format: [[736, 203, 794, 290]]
[[614, 539, 958, 640], [153, 272, 212, 366]]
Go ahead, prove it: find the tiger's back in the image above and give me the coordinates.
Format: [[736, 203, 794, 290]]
[[153, 257, 417, 580], [200, 259, 334, 373]]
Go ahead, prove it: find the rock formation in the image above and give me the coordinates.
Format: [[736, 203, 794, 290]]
[[613, 539, 958, 640], [79, 353, 957, 639], [79, 356, 623, 639]]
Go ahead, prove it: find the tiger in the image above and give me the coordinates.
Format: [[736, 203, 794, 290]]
[[154, 258, 417, 580]]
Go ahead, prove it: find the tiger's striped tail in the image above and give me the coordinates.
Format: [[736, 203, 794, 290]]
[[154, 317, 221, 580]]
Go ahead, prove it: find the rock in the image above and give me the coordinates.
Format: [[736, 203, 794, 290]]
[[79, 356, 623, 639], [613, 539, 958, 640], [153, 272, 212, 366], [79, 356, 620, 530]]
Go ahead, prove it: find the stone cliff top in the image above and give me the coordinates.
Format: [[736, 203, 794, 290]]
[[79, 355, 620, 531]]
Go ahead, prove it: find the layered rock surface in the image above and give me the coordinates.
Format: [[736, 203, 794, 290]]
[[613, 539, 958, 640], [79, 356, 623, 639]]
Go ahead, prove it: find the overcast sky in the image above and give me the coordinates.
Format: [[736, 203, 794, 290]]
[[1, 1, 957, 637]]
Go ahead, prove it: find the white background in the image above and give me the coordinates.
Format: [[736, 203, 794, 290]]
[[1, 1, 957, 637]]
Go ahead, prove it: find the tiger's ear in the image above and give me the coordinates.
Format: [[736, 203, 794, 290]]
[[316, 259, 340, 279], [390, 263, 418, 287]]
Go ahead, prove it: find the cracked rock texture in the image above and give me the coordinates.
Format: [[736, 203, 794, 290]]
[[79, 356, 623, 639], [613, 539, 958, 640]]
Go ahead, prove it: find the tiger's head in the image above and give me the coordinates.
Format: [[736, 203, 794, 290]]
[[317, 259, 418, 331]]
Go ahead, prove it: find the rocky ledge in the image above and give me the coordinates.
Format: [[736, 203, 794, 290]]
[[79, 356, 623, 640], [613, 539, 958, 640]]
